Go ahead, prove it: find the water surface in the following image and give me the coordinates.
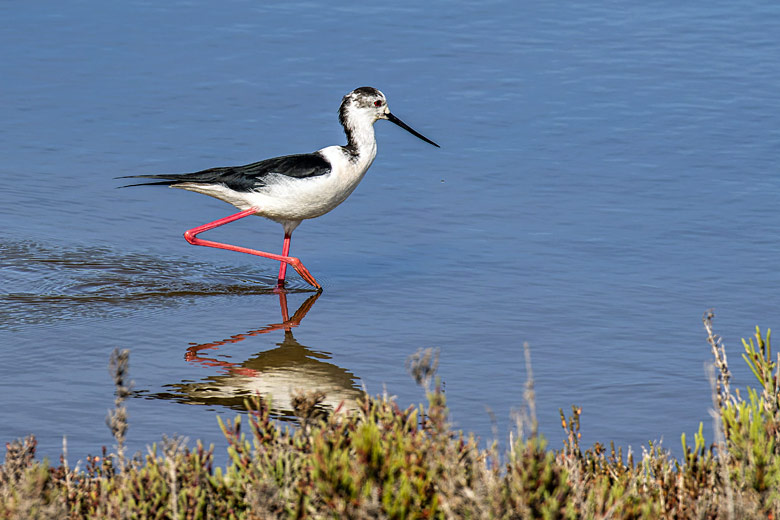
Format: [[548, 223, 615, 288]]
[[2, 1, 780, 464]]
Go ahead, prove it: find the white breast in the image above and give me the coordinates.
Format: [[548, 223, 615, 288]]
[[255, 146, 376, 221], [177, 145, 377, 225]]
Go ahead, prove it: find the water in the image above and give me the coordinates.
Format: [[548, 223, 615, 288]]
[[2, 1, 780, 465]]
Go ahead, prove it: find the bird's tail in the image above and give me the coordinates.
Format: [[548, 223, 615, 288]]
[[116, 174, 192, 188]]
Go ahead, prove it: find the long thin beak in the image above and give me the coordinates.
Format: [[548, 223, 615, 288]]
[[386, 112, 440, 148]]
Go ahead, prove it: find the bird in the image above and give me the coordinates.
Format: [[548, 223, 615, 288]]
[[120, 86, 439, 290]]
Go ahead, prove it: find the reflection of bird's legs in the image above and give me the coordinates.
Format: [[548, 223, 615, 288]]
[[290, 292, 320, 322], [278, 291, 321, 332], [279, 291, 290, 325], [182, 207, 321, 289], [185, 292, 322, 370]]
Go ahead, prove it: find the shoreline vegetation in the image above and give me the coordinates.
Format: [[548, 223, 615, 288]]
[[2, 312, 779, 519]]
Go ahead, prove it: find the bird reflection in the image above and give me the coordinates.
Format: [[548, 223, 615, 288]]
[[146, 292, 364, 417]]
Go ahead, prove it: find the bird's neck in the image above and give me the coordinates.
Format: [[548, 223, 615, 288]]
[[342, 114, 377, 163]]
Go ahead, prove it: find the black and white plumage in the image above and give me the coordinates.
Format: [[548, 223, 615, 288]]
[[123, 86, 438, 235], [120, 86, 439, 289], [122, 153, 334, 235]]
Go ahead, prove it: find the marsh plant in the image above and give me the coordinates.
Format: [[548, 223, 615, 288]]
[[2, 313, 780, 519]]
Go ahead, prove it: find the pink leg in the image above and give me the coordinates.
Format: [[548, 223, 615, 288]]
[[277, 233, 292, 288], [183, 208, 321, 289]]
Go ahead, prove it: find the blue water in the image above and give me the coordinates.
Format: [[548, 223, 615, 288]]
[[2, 1, 780, 465]]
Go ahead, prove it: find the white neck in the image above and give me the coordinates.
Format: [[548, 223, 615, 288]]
[[341, 108, 378, 163]]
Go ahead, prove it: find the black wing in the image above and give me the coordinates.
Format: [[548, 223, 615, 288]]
[[119, 153, 331, 191]]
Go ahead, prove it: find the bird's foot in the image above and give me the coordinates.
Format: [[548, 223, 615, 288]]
[[286, 257, 322, 290]]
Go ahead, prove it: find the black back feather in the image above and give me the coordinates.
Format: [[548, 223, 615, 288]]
[[119, 153, 331, 191]]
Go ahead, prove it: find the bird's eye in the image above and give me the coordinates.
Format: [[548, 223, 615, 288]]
[[374, 100, 383, 107]]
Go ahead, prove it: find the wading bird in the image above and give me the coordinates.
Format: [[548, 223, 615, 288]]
[[121, 87, 439, 290]]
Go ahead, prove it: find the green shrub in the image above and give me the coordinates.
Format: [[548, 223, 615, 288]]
[[2, 317, 780, 519]]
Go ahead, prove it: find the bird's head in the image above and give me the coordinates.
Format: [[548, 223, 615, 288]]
[[339, 87, 440, 148]]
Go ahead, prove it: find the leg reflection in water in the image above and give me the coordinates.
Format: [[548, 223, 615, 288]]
[[148, 292, 364, 415]]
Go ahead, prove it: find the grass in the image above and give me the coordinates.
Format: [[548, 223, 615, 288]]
[[2, 311, 780, 519]]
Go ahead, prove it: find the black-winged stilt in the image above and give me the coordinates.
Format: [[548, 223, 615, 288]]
[[121, 87, 439, 290]]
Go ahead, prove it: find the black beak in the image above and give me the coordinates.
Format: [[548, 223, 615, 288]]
[[386, 112, 440, 148]]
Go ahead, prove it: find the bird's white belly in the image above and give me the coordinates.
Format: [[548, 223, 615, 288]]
[[253, 145, 374, 222], [177, 146, 375, 224], [249, 172, 362, 221], [174, 146, 376, 226]]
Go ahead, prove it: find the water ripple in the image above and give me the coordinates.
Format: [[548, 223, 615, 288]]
[[0, 240, 309, 329]]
